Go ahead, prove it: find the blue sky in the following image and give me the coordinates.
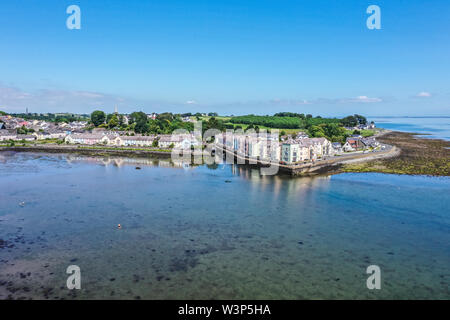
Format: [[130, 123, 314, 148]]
[[0, 0, 449, 116]]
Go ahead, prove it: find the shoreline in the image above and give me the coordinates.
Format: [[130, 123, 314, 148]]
[[341, 130, 450, 176], [1, 130, 448, 176], [0, 145, 174, 159]]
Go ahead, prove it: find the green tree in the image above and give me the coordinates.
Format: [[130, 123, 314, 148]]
[[91, 110, 106, 127], [156, 112, 174, 122], [17, 125, 28, 134], [308, 125, 326, 137], [203, 117, 224, 132], [354, 114, 367, 125], [108, 114, 119, 128], [106, 113, 114, 123], [341, 115, 358, 127], [130, 111, 149, 133]]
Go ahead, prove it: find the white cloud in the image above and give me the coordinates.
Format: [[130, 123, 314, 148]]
[[0, 85, 125, 113], [185, 100, 197, 105], [416, 91, 431, 98], [269, 99, 312, 106], [343, 96, 383, 103]]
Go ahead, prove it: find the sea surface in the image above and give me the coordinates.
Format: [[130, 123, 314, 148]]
[[0, 152, 449, 299], [370, 117, 450, 141]]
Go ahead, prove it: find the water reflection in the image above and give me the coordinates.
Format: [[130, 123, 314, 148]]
[[0, 152, 449, 300]]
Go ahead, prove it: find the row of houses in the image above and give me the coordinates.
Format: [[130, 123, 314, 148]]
[[0, 115, 88, 133], [0, 116, 29, 129], [281, 137, 334, 164], [0, 130, 37, 142], [342, 136, 380, 152], [64, 133, 200, 149], [0, 129, 69, 142], [344, 122, 376, 131], [216, 133, 337, 164], [216, 132, 282, 162], [216, 132, 381, 165]]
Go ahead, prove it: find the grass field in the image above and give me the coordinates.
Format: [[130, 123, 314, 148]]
[[192, 116, 307, 135]]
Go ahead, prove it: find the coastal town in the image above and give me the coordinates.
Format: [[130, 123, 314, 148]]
[[0, 110, 387, 168]]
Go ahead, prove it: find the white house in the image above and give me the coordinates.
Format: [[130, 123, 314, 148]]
[[0, 129, 17, 141], [281, 140, 305, 164], [158, 135, 184, 148], [118, 135, 155, 147], [331, 142, 343, 155], [65, 133, 110, 145], [15, 134, 36, 142]]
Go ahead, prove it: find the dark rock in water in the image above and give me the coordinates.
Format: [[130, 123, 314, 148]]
[[109, 278, 116, 282], [225, 180, 232, 183], [70, 258, 78, 263], [135, 167, 141, 170], [387, 252, 394, 255], [298, 241, 303, 245]]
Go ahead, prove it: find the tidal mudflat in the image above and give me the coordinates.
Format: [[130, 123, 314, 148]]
[[0, 152, 449, 299]]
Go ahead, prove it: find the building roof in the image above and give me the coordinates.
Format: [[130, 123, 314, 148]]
[[120, 135, 155, 141], [16, 134, 35, 139], [69, 133, 105, 140], [159, 135, 185, 142], [332, 142, 342, 147], [0, 129, 16, 136]]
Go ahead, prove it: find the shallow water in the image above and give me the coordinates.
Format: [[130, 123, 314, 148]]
[[0, 152, 449, 299], [370, 117, 450, 141]]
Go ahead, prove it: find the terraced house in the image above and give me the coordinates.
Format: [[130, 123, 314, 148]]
[[0, 129, 17, 141], [281, 140, 311, 164], [118, 135, 155, 147], [65, 133, 110, 145]]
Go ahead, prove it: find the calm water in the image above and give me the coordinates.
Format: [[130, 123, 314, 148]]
[[370, 117, 450, 141], [0, 152, 449, 299]]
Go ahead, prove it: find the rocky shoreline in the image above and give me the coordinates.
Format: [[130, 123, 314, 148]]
[[0, 145, 173, 159], [342, 131, 450, 176]]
